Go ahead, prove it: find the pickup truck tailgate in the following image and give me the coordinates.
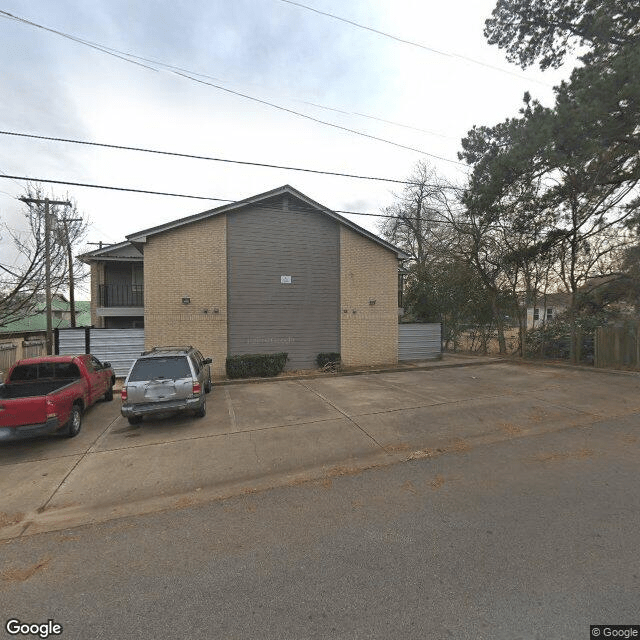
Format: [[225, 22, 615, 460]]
[[0, 396, 48, 428]]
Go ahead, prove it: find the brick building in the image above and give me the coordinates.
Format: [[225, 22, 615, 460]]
[[81, 185, 408, 375]]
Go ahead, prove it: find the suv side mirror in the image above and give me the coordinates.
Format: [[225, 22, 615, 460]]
[[203, 358, 212, 365], [102, 362, 112, 369]]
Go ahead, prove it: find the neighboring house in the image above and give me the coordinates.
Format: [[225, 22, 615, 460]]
[[0, 295, 91, 374], [0, 294, 91, 333], [81, 185, 409, 375], [526, 292, 571, 329]]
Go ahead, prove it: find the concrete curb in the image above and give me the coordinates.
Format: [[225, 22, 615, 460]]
[[113, 355, 502, 392], [3, 404, 617, 541]]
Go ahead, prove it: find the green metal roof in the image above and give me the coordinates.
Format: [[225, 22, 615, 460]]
[[0, 301, 91, 333]]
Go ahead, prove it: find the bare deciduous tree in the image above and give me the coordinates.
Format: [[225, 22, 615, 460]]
[[0, 184, 88, 328]]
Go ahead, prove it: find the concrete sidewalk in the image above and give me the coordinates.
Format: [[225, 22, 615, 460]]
[[1, 355, 638, 540]]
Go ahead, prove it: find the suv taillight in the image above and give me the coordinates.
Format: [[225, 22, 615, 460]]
[[192, 382, 202, 395], [121, 388, 127, 401]]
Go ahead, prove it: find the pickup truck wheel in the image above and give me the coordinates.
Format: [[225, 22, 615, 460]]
[[66, 405, 82, 438], [104, 384, 114, 402], [128, 416, 143, 426], [195, 397, 206, 418]]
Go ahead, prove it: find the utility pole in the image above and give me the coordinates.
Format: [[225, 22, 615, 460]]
[[19, 197, 71, 355], [61, 217, 82, 328]]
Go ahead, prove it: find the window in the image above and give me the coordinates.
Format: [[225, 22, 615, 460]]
[[546, 307, 554, 321], [10, 362, 80, 380], [132, 264, 144, 306], [129, 357, 192, 382], [55, 363, 80, 379], [11, 365, 39, 381], [533, 308, 540, 321]]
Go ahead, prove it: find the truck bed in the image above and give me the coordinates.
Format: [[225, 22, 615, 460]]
[[0, 379, 77, 399]]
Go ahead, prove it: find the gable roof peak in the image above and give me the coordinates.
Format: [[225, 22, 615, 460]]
[[121, 185, 408, 259]]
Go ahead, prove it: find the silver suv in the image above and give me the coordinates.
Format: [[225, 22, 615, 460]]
[[121, 346, 212, 425]]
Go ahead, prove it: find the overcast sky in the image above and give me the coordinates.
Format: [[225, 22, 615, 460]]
[[0, 0, 576, 293]]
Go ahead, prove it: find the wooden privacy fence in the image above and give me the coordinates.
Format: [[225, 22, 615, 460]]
[[594, 322, 640, 369], [0, 342, 17, 378], [0, 335, 46, 379]]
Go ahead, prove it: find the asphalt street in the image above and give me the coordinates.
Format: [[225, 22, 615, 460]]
[[2, 359, 639, 540], [1, 404, 639, 640]]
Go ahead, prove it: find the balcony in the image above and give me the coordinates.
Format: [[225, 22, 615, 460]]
[[98, 284, 144, 308]]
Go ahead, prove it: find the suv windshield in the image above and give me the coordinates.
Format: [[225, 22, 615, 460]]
[[129, 357, 191, 382]]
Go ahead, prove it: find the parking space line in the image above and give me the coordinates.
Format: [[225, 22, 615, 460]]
[[19, 411, 121, 538], [88, 412, 124, 454], [224, 387, 238, 432], [297, 380, 390, 454]]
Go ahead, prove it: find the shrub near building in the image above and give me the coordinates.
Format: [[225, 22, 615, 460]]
[[225, 353, 289, 379]]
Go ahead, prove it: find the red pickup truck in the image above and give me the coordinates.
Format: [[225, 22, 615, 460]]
[[0, 355, 115, 441]]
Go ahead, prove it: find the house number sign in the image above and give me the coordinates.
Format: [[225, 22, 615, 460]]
[[281, 276, 292, 284]]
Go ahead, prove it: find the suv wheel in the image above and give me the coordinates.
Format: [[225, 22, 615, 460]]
[[195, 397, 206, 418]]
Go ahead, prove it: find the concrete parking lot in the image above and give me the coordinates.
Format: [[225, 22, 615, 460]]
[[1, 358, 639, 539]]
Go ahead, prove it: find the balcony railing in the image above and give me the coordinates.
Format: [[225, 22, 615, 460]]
[[98, 284, 143, 308]]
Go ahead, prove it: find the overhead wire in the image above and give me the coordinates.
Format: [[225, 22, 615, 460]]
[[148, 66, 466, 165], [0, 130, 463, 187], [0, 8, 463, 144], [278, 0, 552, 87], [0, 173, 475, 226], [0, 8, 468, 167], [0, 174, 232, 203]]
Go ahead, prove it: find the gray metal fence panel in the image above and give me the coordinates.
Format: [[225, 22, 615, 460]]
[[87, 329, 145, 377], [57, 328, 86, 355], [58, 328, 145, 376], [398, 323, 442, 361]]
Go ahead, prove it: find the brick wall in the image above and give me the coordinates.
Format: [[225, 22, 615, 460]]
[[143, 216, 228, 376], [339, 226, 398, 366]]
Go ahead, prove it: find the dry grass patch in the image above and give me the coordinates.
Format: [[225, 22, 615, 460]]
[[1, 557, 50, 583]]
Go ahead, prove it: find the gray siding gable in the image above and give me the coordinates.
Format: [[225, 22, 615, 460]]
[[227, 195, 340, 370], [124, 185, 409, 260]]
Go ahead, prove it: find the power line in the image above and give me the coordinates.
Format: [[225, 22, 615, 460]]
[[0, 8, 461, 144], [0, 174, 233, 202], [0, 165, 24, 189], [0, 9, 159, 73], [0, 8, 468, 167], [296, 101, 457, 140], [0, 174, 469, 224], [278, 0, 552, 87], [0, 130, 446, 187], [152, 67, 466, 165]]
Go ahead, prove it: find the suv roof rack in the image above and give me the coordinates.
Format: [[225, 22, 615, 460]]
[[141, 345, 194, 356]]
